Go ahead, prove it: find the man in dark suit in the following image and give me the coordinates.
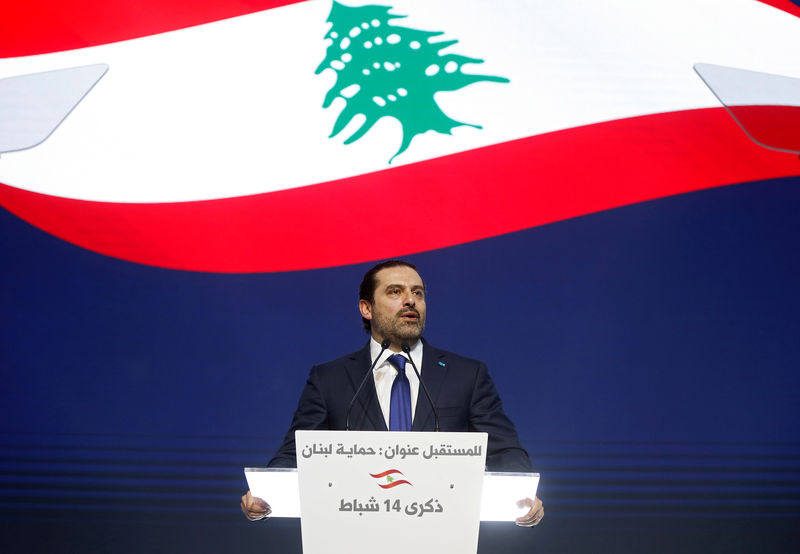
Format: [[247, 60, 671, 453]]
[[241, 260, 544, 526]]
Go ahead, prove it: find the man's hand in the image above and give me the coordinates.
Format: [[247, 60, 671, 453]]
[[515, 496, 544, 527], [241, 490, 271, 521]]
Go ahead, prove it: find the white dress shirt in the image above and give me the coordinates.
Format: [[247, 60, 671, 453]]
[[370, 337, 423, 429]]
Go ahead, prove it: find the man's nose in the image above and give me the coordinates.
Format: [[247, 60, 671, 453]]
[[402, 291, 415, 306]]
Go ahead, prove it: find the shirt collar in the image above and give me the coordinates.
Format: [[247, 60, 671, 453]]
[[369, 337, 423, 373]]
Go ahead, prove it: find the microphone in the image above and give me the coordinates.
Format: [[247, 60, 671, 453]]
[[345, 338, 391, 431], [401, 342, 440, 432]]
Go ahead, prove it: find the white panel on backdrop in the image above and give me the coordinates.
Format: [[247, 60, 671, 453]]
[[0, 64, 107, 154]]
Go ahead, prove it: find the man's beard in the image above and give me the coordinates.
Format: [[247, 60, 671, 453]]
[[373, 309, 425, 344]]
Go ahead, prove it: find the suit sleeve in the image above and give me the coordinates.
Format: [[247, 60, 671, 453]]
[[469, 362, 533, 472], [267, 366, 329, 468]]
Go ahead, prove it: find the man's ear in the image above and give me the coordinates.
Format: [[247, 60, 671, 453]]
[[358, 299, 372, 320]]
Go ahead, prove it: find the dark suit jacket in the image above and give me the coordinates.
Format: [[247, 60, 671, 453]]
[[268, 340, 532, 471]]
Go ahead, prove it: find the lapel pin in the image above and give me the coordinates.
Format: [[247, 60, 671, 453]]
[[438, 361, 446, 367]]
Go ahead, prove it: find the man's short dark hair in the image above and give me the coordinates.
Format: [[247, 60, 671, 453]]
[[359, 260, 422, 333]]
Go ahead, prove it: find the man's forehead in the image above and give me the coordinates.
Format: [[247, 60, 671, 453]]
[[375, 266, 424, 288]]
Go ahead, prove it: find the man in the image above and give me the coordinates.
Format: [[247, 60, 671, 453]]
[[241, 260, 544, 526]]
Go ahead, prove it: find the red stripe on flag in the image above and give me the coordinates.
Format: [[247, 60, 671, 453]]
[[0, 0, 306, 58], [378, 480, 412, 489], [1, 108, 798, 273], [725, 105, 800, 153], [2, 1, 797, 58], [369, 470, 404, 479]]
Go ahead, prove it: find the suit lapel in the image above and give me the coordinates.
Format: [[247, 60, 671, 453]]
[[412, 343, 448, 431], [343, 344, 387, 431]]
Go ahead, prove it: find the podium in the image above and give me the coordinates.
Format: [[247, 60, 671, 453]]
[[246, 431, 539, 554]]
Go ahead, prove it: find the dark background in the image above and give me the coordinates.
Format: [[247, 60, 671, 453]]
[[2, 176, 799, 552]]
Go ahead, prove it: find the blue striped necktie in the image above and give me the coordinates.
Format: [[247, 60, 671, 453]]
[[388, 354, 412, 431]]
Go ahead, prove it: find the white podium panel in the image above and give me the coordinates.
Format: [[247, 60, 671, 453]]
[[296, 430, 487, 554], [243, 467, 299, 518], [246, 467, 540, 522], [480, 471, 540, 521]]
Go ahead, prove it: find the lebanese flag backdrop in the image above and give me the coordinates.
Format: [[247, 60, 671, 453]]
[[1, 2, 799, 553], [0, 0, 799, 271]]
